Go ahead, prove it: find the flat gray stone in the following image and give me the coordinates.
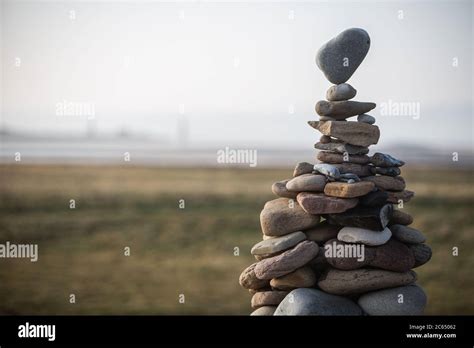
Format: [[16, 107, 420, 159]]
[[358, 284, 427, 315], [326, 83, 357, 101], [251, 231, 307, 255], [309, 121, 380, 147], [391, 224, 426, 244], [314, 142, 369, 155], [274, 288, 363, 315], [317, 151, 370, 165], [316, 100, 376, 120], [316, 28, 371, 84], [337, 226, 392, 246]]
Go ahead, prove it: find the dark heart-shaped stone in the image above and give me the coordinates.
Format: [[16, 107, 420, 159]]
[[316, 28, 371, 84]]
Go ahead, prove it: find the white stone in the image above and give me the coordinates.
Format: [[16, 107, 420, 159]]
[[337, 226, 391, 246]]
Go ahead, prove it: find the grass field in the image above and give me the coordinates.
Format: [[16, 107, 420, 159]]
[[0, 164, 473, 315]]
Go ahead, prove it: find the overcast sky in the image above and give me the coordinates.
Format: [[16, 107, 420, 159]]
[[1, 0, 472, 149]]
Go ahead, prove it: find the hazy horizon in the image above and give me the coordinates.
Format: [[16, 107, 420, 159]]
[[1, 0, 473, 151]]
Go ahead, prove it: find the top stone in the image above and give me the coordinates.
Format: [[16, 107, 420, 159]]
[[316, 28, 371, 84]]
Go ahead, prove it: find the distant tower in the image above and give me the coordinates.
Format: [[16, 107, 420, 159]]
[[176, 115, 189, 148]]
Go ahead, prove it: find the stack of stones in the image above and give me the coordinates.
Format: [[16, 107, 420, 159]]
[[239, 28, 432, 316]]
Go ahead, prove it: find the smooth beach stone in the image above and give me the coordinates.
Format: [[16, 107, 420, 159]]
[[313, 163, 341, 179], [370, 152, 405, 167], [315, 100, 376, 120], [272, 179, 298, 199], [370, 166, 401, 177], [274, 288, 363, 316], [251, 231, 307, 255], [391, 224, 426, 244], [239, 263, 271, 290], [251, 291, 289, 308], [260, 198, 320, 237], [304, 221, 342, 243], [324, 181, 374, 198], [254, 241, 319, 280], [359, 190, 389, 207], [409, 244, 432, 268], [319, 116, 338, 121], [326, 83, 357, 101], [250, 306, 277, 316], [362, 175, 406, 191], [320, 135, 332, 144], [324, 239, 374, 270], [270, 266, 316, 290], [318, 268, 417, 295], [293, 162, 314, 177], [327, 204, 393, 231], [317, 151, 370, 165], [297, 192, 358, 215], [286, 174, 327, 192], [386, 190, 414, 203], [332, 163, 372, 177], [370, 239, 415, 272], [358, 284, 427, 315], [316, 28, 371, 84], [338, 226, 391, 246], [314, 142, 369, 155], [390, 210, 413, 225], [309, 121, 380, 147], [357, 114, 376, 124]]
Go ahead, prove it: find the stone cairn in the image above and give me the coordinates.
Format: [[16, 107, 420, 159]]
[[239, 28, 432, 316]]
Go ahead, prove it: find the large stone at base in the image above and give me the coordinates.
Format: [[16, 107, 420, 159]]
[[358, 284, 427, 315], [318, 268, 417, 295], [274, 288, 363, 315], [309, 121, 380, 147], [254, 241, 319, 279], [260, 198, 320, 237], [297, 192, 358, 214]]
